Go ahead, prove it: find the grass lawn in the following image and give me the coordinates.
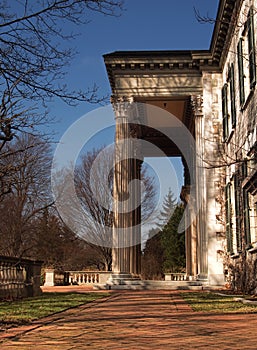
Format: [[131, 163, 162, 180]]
[[181, 292, 257, 313], [0, 292, 109, 325]]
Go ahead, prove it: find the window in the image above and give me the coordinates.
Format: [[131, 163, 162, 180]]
[[243, 189, 251, 246], [254, 202, 257, 242], [229, 63, 236, 127], [225, 182, 233, 254], [222, 83, 229, 140], [237, 38, 245, 105], [222, 64, 236, 140], [237, 7, 256, 107], [247, 7, 256, 89], [234, 173, 242, 252], [242, 161, 251, 247]]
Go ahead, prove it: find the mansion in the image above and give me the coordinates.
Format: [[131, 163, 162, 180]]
[[104, 0, 257, 289]]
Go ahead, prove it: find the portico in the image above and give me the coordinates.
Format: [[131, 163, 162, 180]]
[[104, 50, 223, 285]]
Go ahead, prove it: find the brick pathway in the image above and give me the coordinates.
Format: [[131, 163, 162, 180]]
[[1, 290, 257, 349]]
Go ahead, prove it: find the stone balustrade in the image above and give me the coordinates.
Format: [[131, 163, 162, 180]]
[[68, 271, 99, 284], [67, 271, 112, 285], [44, 270, 112, 286], [0, 255, 43, 299], [164, 273, 187, 281]]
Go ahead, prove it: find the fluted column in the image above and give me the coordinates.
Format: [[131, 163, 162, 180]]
[[130, 156, 142, 275], [112, 96, 134, 274], [191, 95, 208, 280], [180, 185, 197, 278]]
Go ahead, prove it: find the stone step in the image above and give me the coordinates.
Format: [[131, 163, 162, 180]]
[[94, 279, 204, 290]]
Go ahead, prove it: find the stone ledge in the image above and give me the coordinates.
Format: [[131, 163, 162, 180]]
[[100, 279, 204, 290]]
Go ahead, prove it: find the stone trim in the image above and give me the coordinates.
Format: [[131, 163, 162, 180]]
[[211, 0, 243, 67], [191, 95, 204, 117]]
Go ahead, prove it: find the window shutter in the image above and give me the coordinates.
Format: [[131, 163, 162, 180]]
[[222, 84, 229, 140], [234, 173, 242, 251], [243, 189, 251, 246], [247, 7, 256, 89], [242, 159, 248, 178], [237, 38, 245, 106], [225, 183, 233, 254], [230, 63, 236, 127], [241, 161, 251, 246]]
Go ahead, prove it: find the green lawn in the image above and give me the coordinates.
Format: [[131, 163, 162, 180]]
[[0, 292, 109, 325], [181, 292, 257, 313]]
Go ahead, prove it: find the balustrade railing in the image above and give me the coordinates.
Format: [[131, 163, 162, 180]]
[[0, 256, 43, 299], [43, 270, 112, 287], [69, 272, 99, 284], [164, 273, 187, 281], [66, 271, 111, 285]]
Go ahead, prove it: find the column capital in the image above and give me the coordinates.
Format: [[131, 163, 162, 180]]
[[111, 95, 134, 119], [191, 95, 203, 117]]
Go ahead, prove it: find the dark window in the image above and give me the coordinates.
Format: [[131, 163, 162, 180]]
[[225, 182, 233, 254], [243, 189, 251, 246], [222, 83, 229, 140], [237, 38, 245, 106], [229, 63, 236, 127], [234, 173, 242, 251], [242, 161, 251, 246], [247, 7, 256, 89]]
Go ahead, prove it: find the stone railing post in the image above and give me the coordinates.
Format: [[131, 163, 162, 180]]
[[44, 268, 55, 287]]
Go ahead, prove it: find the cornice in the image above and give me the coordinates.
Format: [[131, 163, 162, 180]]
[[103, 50, 213, 72], [103, 51, 213, 91], [103, 0, 244, 91], [210, 0, 244, 68]]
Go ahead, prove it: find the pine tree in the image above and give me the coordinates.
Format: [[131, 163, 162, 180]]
[[161, 204, 185, 273], [156, 188, 177, 229], [142, 230, 164, 280]]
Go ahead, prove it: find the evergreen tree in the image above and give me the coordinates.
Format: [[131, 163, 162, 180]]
[[141, 229, 164, 280], [161, 204, 185, 273], [156, 188, 177, 229]]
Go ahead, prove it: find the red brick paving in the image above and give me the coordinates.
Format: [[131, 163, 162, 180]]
[[1, 289, 257, 349]]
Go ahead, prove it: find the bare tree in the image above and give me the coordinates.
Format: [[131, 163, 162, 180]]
[[32, 208, 100, 271], [53, 146, 157, 271], [0, 134, 53, 257], [0, 0, 123, 196], [0, 0, 123, 107], [74, 147, 114, 270]]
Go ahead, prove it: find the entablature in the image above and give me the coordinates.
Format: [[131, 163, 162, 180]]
[[104, 0, 244, 93], [104, 50, 215, 89]]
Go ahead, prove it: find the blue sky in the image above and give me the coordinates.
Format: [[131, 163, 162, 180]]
[[49, 0, 219, 137], [50, 0, 219, 210]]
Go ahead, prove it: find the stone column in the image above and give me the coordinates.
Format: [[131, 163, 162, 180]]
[[181, 185, 197, 278], [130, 156, 142, 276], [191, 95, 208, 280], [112, 96, 134, 276]]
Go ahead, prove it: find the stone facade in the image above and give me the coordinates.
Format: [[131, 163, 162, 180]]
[[104, 0, 257, 287]]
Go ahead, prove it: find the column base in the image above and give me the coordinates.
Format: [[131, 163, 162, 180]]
[[196, 273, 208, 282]]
